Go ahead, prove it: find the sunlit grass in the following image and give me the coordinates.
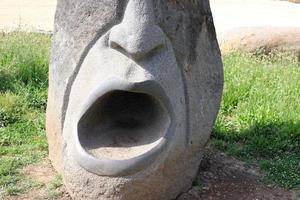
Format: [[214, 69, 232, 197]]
[[0, 32, 50, 196]]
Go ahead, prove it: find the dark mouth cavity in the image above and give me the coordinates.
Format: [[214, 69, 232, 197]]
[[77, 90, 170, 160]]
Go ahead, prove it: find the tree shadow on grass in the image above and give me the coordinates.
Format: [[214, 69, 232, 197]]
[[211, 121, 300, 188]]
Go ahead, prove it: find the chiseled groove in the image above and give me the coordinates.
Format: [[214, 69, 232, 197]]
[[61, 0, 129, 130]]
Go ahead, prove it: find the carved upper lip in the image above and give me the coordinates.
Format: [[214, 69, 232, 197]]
[[72, 78, 174, 176]]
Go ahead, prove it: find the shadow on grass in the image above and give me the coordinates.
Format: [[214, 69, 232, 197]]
[[0, 71, 15, 92], [212, 121, 300, 189]]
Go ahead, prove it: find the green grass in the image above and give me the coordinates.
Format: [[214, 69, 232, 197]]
[[0, 32, 50, 196], [213, 52, 300, 189], [47, 175, 63, 199], [0, 32, 299, 197]]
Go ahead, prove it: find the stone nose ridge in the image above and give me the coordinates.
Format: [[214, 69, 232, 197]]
[[108, 0, 166, 60]]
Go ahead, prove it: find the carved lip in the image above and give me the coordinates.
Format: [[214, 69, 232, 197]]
[[72, 78, 174, 176]]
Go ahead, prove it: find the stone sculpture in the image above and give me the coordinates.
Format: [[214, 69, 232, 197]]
[[46, 0, 223, 199]]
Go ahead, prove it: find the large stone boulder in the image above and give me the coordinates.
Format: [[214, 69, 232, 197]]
[[46, 0, 223, 199], [288, 0, 300, 3], [219, 27, 300, 57]]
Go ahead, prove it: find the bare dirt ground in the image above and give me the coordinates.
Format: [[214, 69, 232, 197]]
[[7, 148, 298, 200], [7, 159, 71, 200], [178, 148, 298, 200]]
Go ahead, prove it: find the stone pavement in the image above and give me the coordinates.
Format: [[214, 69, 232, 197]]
[[0, 0, 56, 32], [209, 0, 300, 54], [210, 0, 300, 38], [0, 0, 299, 36]]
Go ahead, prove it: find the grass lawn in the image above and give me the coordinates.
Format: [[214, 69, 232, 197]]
[[0, 32, 50, 196], [213, 52, 300, 188], [0, 32, 299, 197]]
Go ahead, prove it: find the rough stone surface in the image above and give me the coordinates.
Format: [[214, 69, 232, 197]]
[[46, 0, 223, 199], [219, 27, 300, 56]]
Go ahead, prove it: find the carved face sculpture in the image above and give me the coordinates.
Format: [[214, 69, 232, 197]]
[[46, 0, 223, 199]]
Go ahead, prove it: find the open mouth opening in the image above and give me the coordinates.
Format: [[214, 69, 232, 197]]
[[77, 90, 171, 160]]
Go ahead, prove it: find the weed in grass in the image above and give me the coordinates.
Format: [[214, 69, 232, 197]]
[[191, 176, 204, 196], [47, 174, 63, 199], [5, 177, 44, 196], [259, 155, 300, 189], [0, 93, 22, 127]]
